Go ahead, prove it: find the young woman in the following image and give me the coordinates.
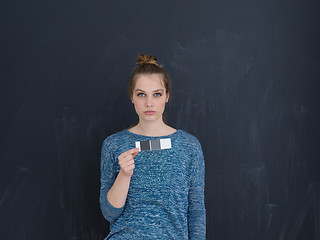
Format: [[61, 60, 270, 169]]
[[100, 55, 206, 239]]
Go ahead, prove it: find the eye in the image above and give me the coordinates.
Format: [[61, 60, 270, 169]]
[[137, 93, 145, 97], [154, 93, 162, 97]]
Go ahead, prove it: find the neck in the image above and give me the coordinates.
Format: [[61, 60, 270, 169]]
[[134, 118, 168, 136]]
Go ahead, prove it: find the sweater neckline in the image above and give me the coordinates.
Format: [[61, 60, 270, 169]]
[[125, 128, 180, 138]]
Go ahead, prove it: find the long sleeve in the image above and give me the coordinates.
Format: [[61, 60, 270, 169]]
[[187, 139, 206, 239], [100, 139, 125, 223]]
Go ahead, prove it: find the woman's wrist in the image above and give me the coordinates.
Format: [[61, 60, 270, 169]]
[[118, 169, 133, 180], [107, 170, 132, 208]]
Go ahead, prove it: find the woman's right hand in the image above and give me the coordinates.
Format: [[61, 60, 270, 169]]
[[118, 148, 140, 177]]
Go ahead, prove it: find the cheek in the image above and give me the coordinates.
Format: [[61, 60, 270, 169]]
[[159, 99, 167, 108], [133, 99, 144, 108]]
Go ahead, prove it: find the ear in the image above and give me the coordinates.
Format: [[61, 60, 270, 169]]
[[166, 92, 170, 102]]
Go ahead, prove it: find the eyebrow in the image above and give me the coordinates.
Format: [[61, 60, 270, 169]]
[[135, 89, 164, 92]]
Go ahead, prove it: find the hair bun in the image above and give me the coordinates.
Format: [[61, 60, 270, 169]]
[[136, 54, 160, 67]]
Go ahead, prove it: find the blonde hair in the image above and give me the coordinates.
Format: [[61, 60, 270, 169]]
[[136, 55, 162, 68]]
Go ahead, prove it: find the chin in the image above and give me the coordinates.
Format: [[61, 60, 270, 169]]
[[140, 115, 161, 122]]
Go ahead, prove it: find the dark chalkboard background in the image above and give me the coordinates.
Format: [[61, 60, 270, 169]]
[[1, 0, 319, 239]]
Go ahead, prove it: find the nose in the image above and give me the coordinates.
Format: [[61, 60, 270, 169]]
[[145, 96, 154, 107]]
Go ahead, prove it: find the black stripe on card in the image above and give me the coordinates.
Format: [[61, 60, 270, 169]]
[[140, 140, 150, 151]]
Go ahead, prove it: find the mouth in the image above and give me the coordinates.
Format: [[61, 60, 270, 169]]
[[144, 111, 156, 115]]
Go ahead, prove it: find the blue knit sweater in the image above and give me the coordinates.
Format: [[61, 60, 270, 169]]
[[100, 129, 206, 239]]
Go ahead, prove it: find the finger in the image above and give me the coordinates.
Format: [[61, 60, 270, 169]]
[[119, 158, 134, 168], [128, 148, 140, 155], [132, 151, 139, 158], [121, 162, 135, 172], [118, 148, 139, 161], [126, 164, 135, 171], [119, 153, 132, 162], [123, 154, 133, 161], [126, 159, 134, 166], [118, 148, 135, 159]]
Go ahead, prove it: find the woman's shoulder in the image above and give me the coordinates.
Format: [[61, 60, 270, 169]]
[[176, 129, 202, 148], [176, 129, 199, 141], [102, 129, 130, 148]]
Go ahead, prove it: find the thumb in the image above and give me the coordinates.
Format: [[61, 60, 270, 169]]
[[132, 148, 140, 158]]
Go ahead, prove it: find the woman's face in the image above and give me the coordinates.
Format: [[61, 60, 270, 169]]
[[131, 73, 169, 123]]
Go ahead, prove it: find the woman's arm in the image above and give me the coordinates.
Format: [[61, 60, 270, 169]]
[[188, 139, 206, 239], [100, 142, 139, 223], [107, 148, 139, 208]]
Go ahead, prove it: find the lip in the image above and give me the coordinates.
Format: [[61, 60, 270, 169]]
[[144, 111, 156, 115]]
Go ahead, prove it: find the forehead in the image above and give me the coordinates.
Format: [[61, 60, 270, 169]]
[[134, 73, 165, 90]]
